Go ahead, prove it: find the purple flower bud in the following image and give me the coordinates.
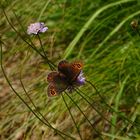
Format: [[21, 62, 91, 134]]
[[27, 22, 48, 35]]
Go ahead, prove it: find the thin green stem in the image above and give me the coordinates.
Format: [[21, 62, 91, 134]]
[[1, 6, 56, 70], [37, 34, 55, 70], [19, 74, 67, 139], [74, 88, 117, 129], [85, 80, 140, 129], [111, 76, 129, 140], [0, 43, 74, 140], [61, 94, 82, 140], [65, 92, 103, 140], [63, 0, 135, 59], [12, 9, 56, 69]]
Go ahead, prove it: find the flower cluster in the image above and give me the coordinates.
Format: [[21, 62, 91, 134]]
[[27, 22, 48, 35], [76, 71, 85, 86], [67, 71, 85, 93]]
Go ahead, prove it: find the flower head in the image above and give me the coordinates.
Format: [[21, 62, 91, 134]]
[[66, 71, 85, 93], [27, 22, 48, 35], [76, 71, 85, 86]]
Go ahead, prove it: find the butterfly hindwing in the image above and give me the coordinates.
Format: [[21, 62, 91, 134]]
[[47, 83, 58, 97], [47, 71, 58, 82], [47, 72, 68, 97]]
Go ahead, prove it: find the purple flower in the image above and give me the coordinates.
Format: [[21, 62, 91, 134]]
[[67, 71, 85, 93], [27, 22, 48, 35], [76, 71, 85, 86]]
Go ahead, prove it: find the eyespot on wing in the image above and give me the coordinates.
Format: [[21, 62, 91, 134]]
[[72, 62, 83, 70], [47, 83, 58, 97]]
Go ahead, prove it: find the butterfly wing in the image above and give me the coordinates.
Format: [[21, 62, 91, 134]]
[[47, 72, 68, 97], [58, 60, 83, 81], [47, 71, 58, 82], [70, 61, 83, 80], [47, 83, 58, 97], [58, 60, 70, 76]]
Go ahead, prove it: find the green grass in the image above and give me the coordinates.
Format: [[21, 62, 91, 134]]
[[0, 0, 140, 140]]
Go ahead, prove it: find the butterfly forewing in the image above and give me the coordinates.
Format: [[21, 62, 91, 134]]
[[69, 61, 83, 82], [58, 60, 70, 76], [58, 60, 83, 82]]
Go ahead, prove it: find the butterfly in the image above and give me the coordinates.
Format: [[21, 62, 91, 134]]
[[47, 60, 85, 97]]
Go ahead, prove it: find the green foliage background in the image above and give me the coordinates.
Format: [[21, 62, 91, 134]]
[[0, 0, 140, 139]]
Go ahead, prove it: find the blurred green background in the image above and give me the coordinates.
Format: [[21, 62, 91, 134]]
[[0, 0, 140, 139]]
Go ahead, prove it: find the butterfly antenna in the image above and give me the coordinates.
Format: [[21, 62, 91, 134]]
[[61, 94, 83, 140]]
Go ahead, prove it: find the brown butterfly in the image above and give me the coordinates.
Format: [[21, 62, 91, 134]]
[[47, 60, 85, 97]]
